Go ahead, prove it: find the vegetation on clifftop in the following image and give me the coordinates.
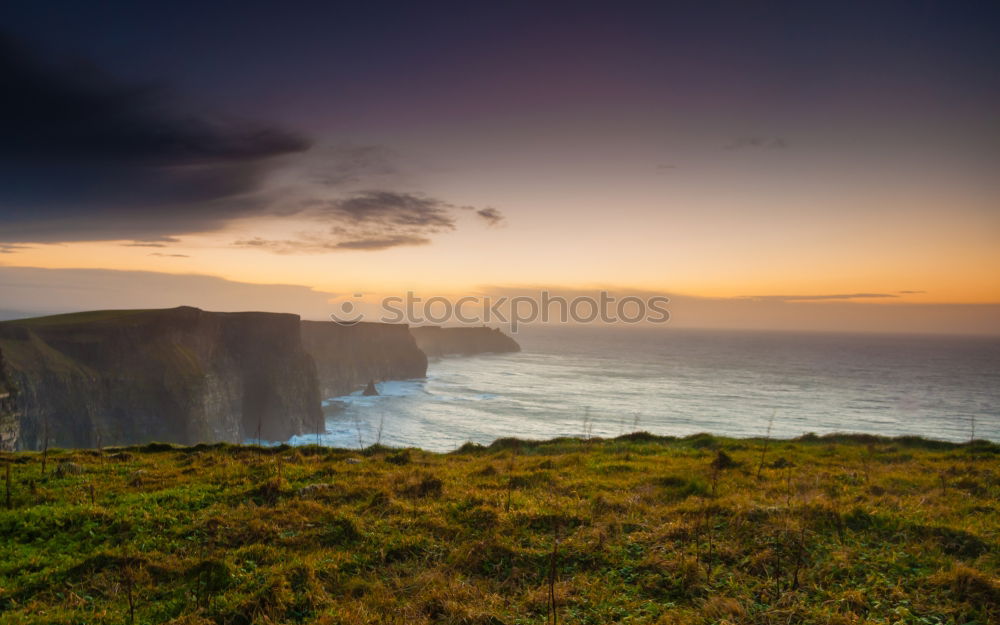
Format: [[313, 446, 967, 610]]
[[1, 433, 998, 624]]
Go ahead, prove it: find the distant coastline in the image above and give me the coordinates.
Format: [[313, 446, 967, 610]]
[[0, 307, 521, 451]]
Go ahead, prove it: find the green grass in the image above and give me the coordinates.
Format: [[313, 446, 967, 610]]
[[1, 433, 998, 624], [0, 309, 154, 328]]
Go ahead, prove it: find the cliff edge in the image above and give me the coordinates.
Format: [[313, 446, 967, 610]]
[[410, 326, 521, 357]]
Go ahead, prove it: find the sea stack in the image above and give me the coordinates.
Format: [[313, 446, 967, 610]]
[[300, 321, 427, 398]]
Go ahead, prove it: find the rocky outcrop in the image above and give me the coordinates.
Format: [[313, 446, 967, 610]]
[[301, 321, 427, 398], [0, 307, 322, 450], [410, 326, 521, 357]]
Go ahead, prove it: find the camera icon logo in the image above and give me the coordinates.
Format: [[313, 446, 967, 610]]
[[329, 293, 365, 326]]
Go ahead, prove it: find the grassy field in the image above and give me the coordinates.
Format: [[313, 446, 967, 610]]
[[1, 433, 998, 624]]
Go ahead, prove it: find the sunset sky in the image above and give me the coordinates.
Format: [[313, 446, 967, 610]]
[[1, 2, 998, 332]]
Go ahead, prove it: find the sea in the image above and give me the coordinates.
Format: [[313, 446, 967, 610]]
[[290, 326, 1000, 451]]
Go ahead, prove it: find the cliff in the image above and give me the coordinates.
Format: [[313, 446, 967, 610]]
[[301, 321, 427, 398], [0, 346, 18, 450], [410, 326, 520, 357], [0, 307, 322, 450]]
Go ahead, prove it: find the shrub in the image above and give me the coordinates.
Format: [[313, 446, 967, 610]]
[[685, 433, 718, 449], [657, 475, 709, 501], [931, 565, 1000, 608], [710, 450, 737, 470], [385, 450, 411, 465], [320, 516, 360, 546], [250, 477, 291, 505], [400, 474, 443, 498]]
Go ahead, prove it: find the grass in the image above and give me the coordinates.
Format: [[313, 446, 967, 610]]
[[0, 309, 154, 328], [1, 433, 998, 624]]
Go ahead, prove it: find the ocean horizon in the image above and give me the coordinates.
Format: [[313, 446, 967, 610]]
[[291, 325, 1000, 451]]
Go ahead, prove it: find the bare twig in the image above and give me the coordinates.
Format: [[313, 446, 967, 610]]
[[756, 410, 775, 480], [505, 451, 516, 513], [547, 522, 560, 625], [785, 464, 794, 508], [353, 414, 364, 450], [791, 524, 807, 590], [122, 562, 137, 625], [4, 463, 11, 510], [704, 499, 715, 581]]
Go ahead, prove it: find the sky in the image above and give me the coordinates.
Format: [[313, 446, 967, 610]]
[[1, 1, 999, 333]]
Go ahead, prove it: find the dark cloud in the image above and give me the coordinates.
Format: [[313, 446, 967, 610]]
[[231, 191, 480, 252], [149, 252, 190, 258], [233, 233, 430, 253], [319, 191, 456, 230], [0, 33, 309, 243], [725, 137, 787, 150], [738, 293, 898, 302], [898, 290, 926, 294], [334, 235, 431, 250], [475, 207, 505, 226], [0, 36, 504, 252]]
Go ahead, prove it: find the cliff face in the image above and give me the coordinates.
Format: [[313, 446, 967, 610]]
[[301, 321, 427, 398], [410, 326, 521, 357], [0, 346, 18, 451], [0, 307, 322, 450]]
